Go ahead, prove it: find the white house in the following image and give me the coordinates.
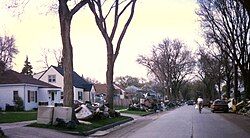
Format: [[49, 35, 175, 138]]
[[0, 70, 60, 111], [34, 65, 95, 103]]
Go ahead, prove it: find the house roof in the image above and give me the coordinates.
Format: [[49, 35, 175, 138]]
[[125, 85, 142, 93], [94, 84, 108, 94], [0, 70, 59, 88], [94, 84, 123, 95], [51, 66, 92, 91]]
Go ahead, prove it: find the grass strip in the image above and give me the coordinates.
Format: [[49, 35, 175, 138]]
[[0, 112, 37, 123], [120, 110, 154, 116], [28, 116, 131, 134]]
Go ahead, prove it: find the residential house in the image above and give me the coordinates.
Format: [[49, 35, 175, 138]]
[[0, 70, 60, 111], [125, 86, 162, 101], [125, 85, 142, 99], [93, 84, 125, 103], [34, 65, 95, 103]]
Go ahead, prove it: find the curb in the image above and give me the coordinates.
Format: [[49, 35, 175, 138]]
[[62, 117, 134, 136], [141, 112, 155, 116]]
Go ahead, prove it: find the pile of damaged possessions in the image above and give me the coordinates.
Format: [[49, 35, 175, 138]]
[[74, 101, 120, 121], [235, 99, 250, 116], [228, 98, 250, 116], [128, 92, 183, 113]]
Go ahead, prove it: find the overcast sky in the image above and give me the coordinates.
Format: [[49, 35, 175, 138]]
[[0, 0, 202, 83]]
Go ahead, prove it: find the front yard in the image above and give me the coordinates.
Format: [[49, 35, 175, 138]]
[[0, 112, 37, 123], [28, 116, 132, 135]]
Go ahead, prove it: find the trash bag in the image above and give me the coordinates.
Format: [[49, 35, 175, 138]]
[[0, 127, 4, 137], [66, 120, 77, 129], [54, 118, 66, 127]]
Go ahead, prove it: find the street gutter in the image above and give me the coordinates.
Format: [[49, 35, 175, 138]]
[[62, 117, 134, 136]]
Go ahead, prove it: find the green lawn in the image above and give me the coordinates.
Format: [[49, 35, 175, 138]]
[[114, 106, 128, 110], [119, 109, 153, 116], [0, 112, 37, 123], [28, 116, 131, 134]]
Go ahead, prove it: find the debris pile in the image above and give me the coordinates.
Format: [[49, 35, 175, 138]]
[[128, 96, 183, 113], [237, 100, 250, 116], [74, 101, 120, 121]]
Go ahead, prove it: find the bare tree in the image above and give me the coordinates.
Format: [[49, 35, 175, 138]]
[[88, 0, 137, 109], [0, 35, 18, 70], [57, 0, 89, 122], [196, 47, 223, 100], [37, 48, 63, 69], [197, 0, 250, 99], [38, 48, 50, 69], [137, 39, 195, 100], [53, 48, 63, 67], [237, 0, 250, 16], [5, 0, 89, 122], [115, 75, 144, 88], [85, 77, 101, 84]]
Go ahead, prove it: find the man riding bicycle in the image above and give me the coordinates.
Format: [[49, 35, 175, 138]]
[[197, 96, 203, 113]]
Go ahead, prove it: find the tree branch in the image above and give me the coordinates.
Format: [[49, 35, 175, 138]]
[[69, 0, 89, 18]]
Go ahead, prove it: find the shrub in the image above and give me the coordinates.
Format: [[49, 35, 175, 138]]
[[14, 96, 24, 111], [5, 104, 15, 111]]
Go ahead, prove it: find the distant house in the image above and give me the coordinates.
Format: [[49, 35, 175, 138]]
[[93, 84, 125, 103], [33, 65, 95, 103], [0, 70, 60, 111], [125, 85, 142, 99], [124, 86, 162, 100]]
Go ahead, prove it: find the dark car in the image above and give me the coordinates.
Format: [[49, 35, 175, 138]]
[[186, 100, 195, 105], [211, 99, 229, 113]]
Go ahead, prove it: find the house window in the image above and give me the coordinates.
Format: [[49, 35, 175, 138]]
[[48, 75, 56, 83], [13, 91, 18, 101], [78, 91, 83, 100], [28, 91, 37, 103], [61, 91, 63, 99]]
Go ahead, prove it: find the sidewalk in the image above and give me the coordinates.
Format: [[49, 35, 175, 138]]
[[0, 112, 157, 137], [1, 120, 82, 138], [0, 114, 140, 138], [0, 120, 36, 130]]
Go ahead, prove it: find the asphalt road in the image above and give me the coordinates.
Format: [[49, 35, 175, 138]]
[[2, 106, 250, 138], [103, 105, 250, 138]]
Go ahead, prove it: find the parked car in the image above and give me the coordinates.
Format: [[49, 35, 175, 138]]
[[186, 100, 195, 105], [211, 99, 229, 113]]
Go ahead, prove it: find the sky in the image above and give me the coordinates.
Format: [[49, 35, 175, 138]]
[[0, 0, 203, 83]]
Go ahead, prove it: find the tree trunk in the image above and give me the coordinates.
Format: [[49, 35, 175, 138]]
[[234, 63, 240, 102], [226, 75, 231, 99], [106, 44, 115, 110], [225, 61, 232, 99], [59, 0, 76, 122], [217, 82, 221, 97], [242, 71, 250, 100]]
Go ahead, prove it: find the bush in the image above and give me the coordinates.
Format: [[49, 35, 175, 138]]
[[109, 109, 121, 117], [5, 104, 15, 111], [14, 96, 24, 111]]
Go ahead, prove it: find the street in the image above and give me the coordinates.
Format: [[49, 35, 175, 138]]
[[102, 105, 250, 138], [2, 105, 250, 138]]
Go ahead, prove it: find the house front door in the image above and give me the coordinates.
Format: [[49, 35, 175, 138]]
[[48, 90, 57, 105]]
